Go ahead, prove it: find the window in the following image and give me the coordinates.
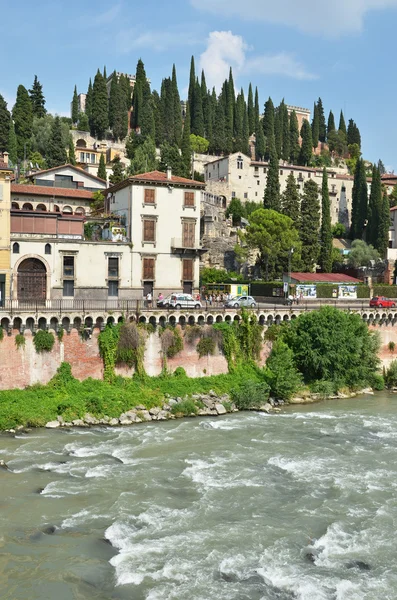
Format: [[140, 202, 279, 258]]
[[80, 153, 85, 162], [144, 188, 155, 204], [232, 191, 236, 198], [182, 221, 195, 248], [143, 257, 155, 280], [182, 259, 194, 281], [238, 175, 242, 179], [45, 243, 51, 255], [184, 191, 195, 207], [263, 168, 267, 174], [257, 180, 260, 185], [63, 256, 74, 277], [280, 170, 283, 176], [341, 185, 346, 192], [237, 157, 243, 169], [255, 192, 258, 197], [143, 219, 156, 242], [108, 257, 119, 278], [108, 280, 119, 297], [244, 193, 248, 199], [63, 280, 74, 297], [13, 242, 20, 254]]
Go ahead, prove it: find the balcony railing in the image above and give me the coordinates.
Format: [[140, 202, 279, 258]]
[[171, 238, 203, 251]]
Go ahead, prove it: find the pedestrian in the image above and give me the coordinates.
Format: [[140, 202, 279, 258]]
[[158, 292, 164, 302], [209, 294, 213, 306], [146, 291, 152, 309]]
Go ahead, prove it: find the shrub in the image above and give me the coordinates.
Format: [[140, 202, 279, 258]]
[[0, 327, 3, 341], [173, 367, 187, 378], [184, 325, 202, 345], [33, 330, 55, 353], [116, 322, 146, 375], [160, 327, 183, 359], [50, 362, 76, 388], [370, 373, 385, 391], [231, 380, 270, 410], [385, 360, 397, 388], [310, 380, 335, 398], [57, 327, 65, 342], [389, 341, 396, 354], [265, 340, 302, 400], [197, 336, 216, 358], [171, 399, 198, 416], [15, 334, 25, 349]]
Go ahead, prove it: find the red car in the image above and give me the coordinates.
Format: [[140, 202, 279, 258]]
[[369, 296, 396, 308]]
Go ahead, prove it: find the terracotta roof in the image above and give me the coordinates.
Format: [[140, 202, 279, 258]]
[[107, 170, 205, 193], [289, 272, 360, 283], [11, 184, 94, 200], [0, 161, 13, 171], [26, 163, 107, 184]]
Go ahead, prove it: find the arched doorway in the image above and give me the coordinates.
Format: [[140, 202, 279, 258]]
[[17, 258, 47, 302]]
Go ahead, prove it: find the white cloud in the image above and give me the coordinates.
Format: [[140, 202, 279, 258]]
[[199, 31, 316, 91], [191, 0, 397, 37]]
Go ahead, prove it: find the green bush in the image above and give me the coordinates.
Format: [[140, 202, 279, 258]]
[[49, 362, 76, 388], [57, 327, 65, 342], [357, 286, 371, 299], [385, 361, 397, 388], [160, 327, 183, 359], [15, 334, 25, 349], [173, 367, 187, 378], [171, 399, 198, 416], [369, 373, 385, 391], [316, 285, 337, 299], [196, 336, 216, 358], [231, 379, 270, 410], [265, 340, 302, 399], [310, 380, 335, 398], [373, 285, 397, 298], [33, 330, 55, 353]]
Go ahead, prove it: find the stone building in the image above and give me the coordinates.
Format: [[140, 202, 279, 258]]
[[0, 153, 13, 305]]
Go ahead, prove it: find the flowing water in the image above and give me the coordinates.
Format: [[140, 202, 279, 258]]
[[1, 393, 397, 599]]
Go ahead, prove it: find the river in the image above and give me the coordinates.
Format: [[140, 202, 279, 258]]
[[1, 393, 397, 599]]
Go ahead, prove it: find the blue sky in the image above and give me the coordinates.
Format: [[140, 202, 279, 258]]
[[2, 0, 397, 169]]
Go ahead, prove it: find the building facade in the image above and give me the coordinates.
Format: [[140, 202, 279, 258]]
[[26, 164, 107, 192], [0, 154, 13, 304]]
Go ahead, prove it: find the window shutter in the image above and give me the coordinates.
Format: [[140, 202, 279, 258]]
[[184, 192, 194, 206], [144, 189, 155, 204], [182, 259, 193, 281], [143, 258, 155, 280], [143, 219, 155, 242], [182, 221, 195, 247]]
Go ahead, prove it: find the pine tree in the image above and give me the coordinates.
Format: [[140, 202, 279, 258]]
[[29, 75, 46, 118], [350, 158, 368, 240], [247, 83, 255, 136], [0, 94, 10, 153], [97, 152, 107, 180], [188, 56, 196, 130], [281, 101, 290, 162], [377, 189, 391, 257], [317, 98, 326, 142], [327, 110, 336, 139], [71, 85, 79, 125], [181, 103, 192, 178], [47, 116, 67, 168], [319, 168, 333, 272], [68, 136, 76, 165], [289, 110, 300, 164], [7, 118, 17, 165], [311, 102, 319, 149], [300, 179, 320, 271], [367, 165, 382, 248], [172, 65, 183, 146], [299, 119, 312, 166], [281, 172, 300, 223], [263, 97, 275, 160], [91, 69, 108, 139], [108, 71, 119, 129], [338, 110, 347, 135], [109, 155, 125, 185], [347, 119, 361, 148], [12, 84, 33, 159], [263, 141, 280, 211]]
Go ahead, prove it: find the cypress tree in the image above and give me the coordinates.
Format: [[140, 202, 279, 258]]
[[350, 158, 368, 240], [68, 136, 76, 165], [327, 110, 336, 139], [242, 101, 249, 156], [378, 159, 386, 175], [263, 141, 280, 211], [319, 168, 333, 272], [97, 152, 107, 180], [192, 79, 204, 137], [247, 83, 255, 136], [132, 59, 147, 130], [367, 165, 382, 248], [234, 89, 245, 153], [181, 103, 191, 178], [71, 85, 79, 125], [188, 56, 196, 129], [172, 65, 183, 146], [206, 89, 215, 150], [86, 78, 93, 133], [8, 118, 17, 165], [152, 90, 163, 147], [263, 97, 275, 160], [281, 172, 300, 223], [212, 96, 226, 155], [12, 84, 33, 159], [160, 78, 175, 143], [159, 142, 184, 177], [300, 179, 320, 271], [200, 70, 209, 139], [281, 101, 290, 162], [274, 106, 282, 158], [289, 110, 300, 164], [47, 116, 67, 168], [119, 74, 132, 111], [108, 71, 119, 129], [311, 102, 319, 149], [91, 69, 108, 139], [255, 117, 265, 161], [109, 155, 125, 185], [338, 110, 347, 135], [224, 69, 234, 154], [140, 93, 155, 142], [254, 86, 260, 121], [0, 94, 10, 153], [77, 112, 90, 132], [299, 119, 312, 166], [113, 79, 129, 141], [103, 65, 107, 80], [317, 98, 326, 143], [347, 119, 361, 148], [29, 75, 46, 118], [377, 189, 391, 257]]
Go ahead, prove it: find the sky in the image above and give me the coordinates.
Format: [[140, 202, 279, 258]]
[[2, 0, 397, 169]]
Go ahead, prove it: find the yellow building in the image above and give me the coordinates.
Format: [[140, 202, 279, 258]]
[[0, 153, 13, 305]]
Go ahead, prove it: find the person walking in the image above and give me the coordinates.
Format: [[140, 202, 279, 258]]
[[146, 291, 152, 309]]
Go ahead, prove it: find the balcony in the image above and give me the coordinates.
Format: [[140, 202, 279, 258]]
[[171, 238, 206, 255]]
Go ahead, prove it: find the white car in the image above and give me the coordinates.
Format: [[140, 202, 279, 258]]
[[225, 295, 257, 308], [169, 294, 202, 309]]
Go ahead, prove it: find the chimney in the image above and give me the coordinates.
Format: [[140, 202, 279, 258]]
[[3, 152, 8, 166], [166, 166, 172, 180]]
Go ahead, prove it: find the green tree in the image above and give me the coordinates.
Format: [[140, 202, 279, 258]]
[[181, 103, 192, 178], [77, 112, 90, 132], [12, 84, 33, 159], [97, 152, 107, 180], [29, 75, 46, 118], [68, 136, 76, 165], [159, 141, 184, 177], [129, 136, 157, 175], [332, 223, 346, 238], [327, 110, 336, 138], [377, 189, 391, 257], [347, 239, 380, 268], [47, 116, 67, 168], [247, 83, 255, 135], [350, 158, 368, 240], [367, 165, 382, 247], [91, 69, 108, 139], [299, 119, 312, 166], [192, 79, 204, 137], [241, 208, 301, 280], [281, 172, 300, 223], [85, 78, 93, 133], [347, 118, 361, 148], [0, 94, 10, 153], [28, 151, 46, 170], [317, 98, 326, 143], [338, 110, 347, 135], [289, 110, 300, 164], [108, 71, 119, 130], [262, 97, 275, 160], [109, 155, 125, 185], [378, 159, 386, 176], [71, 85, 79, 125], [328, 129, 347, 156], [281, 101, 290, 162], [190, 134, 209, 154], [300, 179, 320, 271], [188, 56, 196, 130], [172, 64, 183, 146], [112, 78, 129, 141], [265, 340, 302, 399], [7, 118, 17, 165], [319, 168, 333, 272], [311, 102, 319, 148], [274, 105, 282, 158], [212, 97, 226, 155], [226, 197, 245, 225], [263, 143, 280, 211], [283, 306, 380, 387]]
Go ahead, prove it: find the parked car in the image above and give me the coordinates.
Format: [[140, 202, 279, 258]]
[[169, 294, 202, 309], [369, 296, 396, 308], [225, 295, 257, 308], [157, 295, 172, 308]]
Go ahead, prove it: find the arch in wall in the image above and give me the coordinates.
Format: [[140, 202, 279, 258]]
[[22, 203, 33, 210], [11, 202, 19, 209], [13, 317, 22, 331], [54, 205, 60, 212], [25, 317, 35, 331], [12, 242, 20, 254], [36, 204, 47, 212], [76, 139, 87, 148], [62, 205, 73, 214], [16, 257, 48, 302], [75, 207, 85, 215], [38, 317, 47, 330], [50, 317, 59, 330]]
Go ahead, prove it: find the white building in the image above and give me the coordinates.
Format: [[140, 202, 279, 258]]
[[106, 169, 205, 296], [26, 164, 107, 193], [204, 152, 354, 227]]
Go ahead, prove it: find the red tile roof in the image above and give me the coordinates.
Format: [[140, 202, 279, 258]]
[[11, 184, 94, 200], [290, 273, 360, 283], [0, 161, 12, 171], [130, 170, 205, 186]]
